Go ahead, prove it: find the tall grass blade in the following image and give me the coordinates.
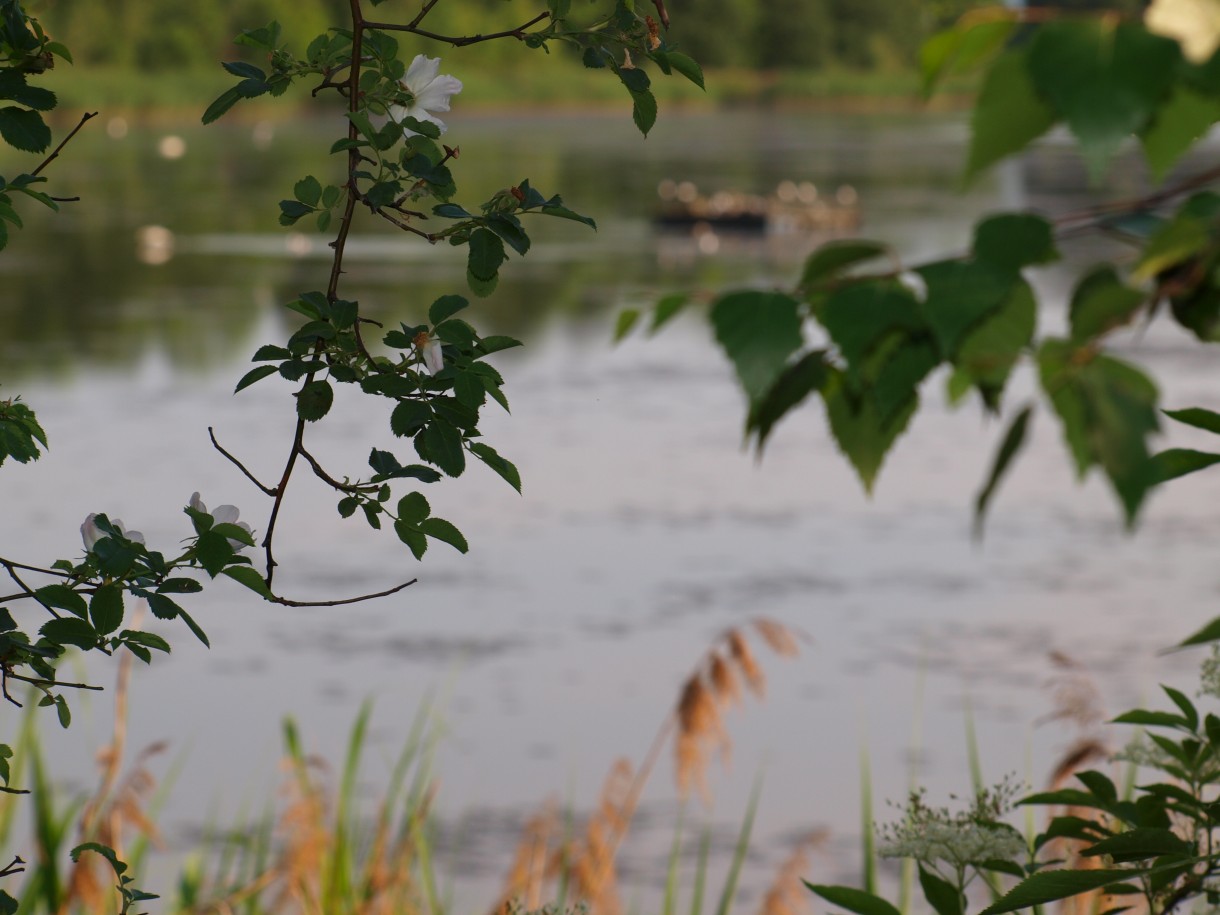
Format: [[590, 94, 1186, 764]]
[[964, 695, 1002, 901], [327, 698, 373, 909], [713, 775, 762, 915], [860, 743, 875, 894], [662, 804, 687, 915], [688, 823, 712, 915]]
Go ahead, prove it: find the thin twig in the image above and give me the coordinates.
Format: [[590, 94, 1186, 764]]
[[4, 669, 104, 693], [1, 561, 62, 618], [407, 0, 444, 29], [0, 856, 26, 876], [30, 110, 97, 178], [209, 427, 278, 497], [269, 577, 417, 607], [364, 11, 550, 46], [651, 0, 669, 29], [298, 445, 379, 493]]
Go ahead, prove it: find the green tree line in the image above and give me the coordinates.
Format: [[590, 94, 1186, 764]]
[[23, 0, 1143, 74]]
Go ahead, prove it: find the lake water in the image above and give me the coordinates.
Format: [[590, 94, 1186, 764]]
[[3, 106, 1220, 910]]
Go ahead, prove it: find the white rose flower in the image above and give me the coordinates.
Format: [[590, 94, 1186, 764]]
[[81, 513, 145, 552], [189, 492, 253, 551], [389, 54, 463, 137]]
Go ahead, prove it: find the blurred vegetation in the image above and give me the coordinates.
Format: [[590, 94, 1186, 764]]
[[24, 0, 1146, 96]]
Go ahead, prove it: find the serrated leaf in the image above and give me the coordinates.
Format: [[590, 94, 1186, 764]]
[[918, 260, 1014, 358], [973, 213, 1059, 273], [235, 364, 278, 393], [221, 565, 272, 599], [1141, 85, 1220, 181], [974, 405, 1033, 537], [1027, 21, 1180, 180], [417, 420, 465, 476], [821, 281, 924, 378], [747, 351, 829, 453], [968, 48, 1056, 180], [800, 240, 890, 291], [429, 294, 468, 326], [35, 584, 86, 618], [1163, 406, 1220, 435], [40, 617, 98, 650], [631, 89, 657, 136], [468, 228, 506, 281], [391, 401, 431, 437], [397, 491, 431, 524], [0, 106, 49, 152], [294, 175, 322, 207], [666, 52, 705, 89], [979, 870, 1140, 915], [1069, 265, 1146, 342], [89, 584, 123, 635], [394, 521, 428, 559], [202, 86, 244, 125], [710, 291, 803, 406], [822, 369, 918, 493], [296, 379, 333, 422], [419, 517, 469, 553], [919, 865, 963, 915]]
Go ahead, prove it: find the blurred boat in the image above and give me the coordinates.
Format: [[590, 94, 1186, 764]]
[[654, 178, 861, 233]]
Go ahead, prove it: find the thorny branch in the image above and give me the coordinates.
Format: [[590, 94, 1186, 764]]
[[364, 11, 551, 46], [30, 110, 97, 178]]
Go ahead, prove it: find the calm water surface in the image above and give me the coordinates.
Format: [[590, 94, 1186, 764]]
[[2, 108, 1219, 906]]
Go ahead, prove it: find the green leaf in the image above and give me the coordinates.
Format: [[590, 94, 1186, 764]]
[[666, 52, 705, 89], [417, 420, 465, 476], [710, 291, 804, 406], [469, 443, 521, 492], [235, 364, 278, 393], [1132, 215, 1210, 282], [974, 405, 1033, 538], [921, 18, 1015, 95], [296, 379, 334, 422], [1163, 406, 1220, 435], [221, 565, 272, 599], [803, 883, 903, 915], [1149, 448, 1220, 484], [196, 531, 235, 577], [293, 175, 322, 207], [429, 294, 468, 326], [478, 335, 524, 356], [821, 282, 924, 379], [394, 520, 428, 559], [391, 401, 431, 437], [1027, 21, 1180, 179], [800, 240, 890, 291], [918, 260, 1014, 358], [979, 870, 1140, 915], [486, 213, 531, 256], [1181, 615, 1220, 647], [968, 47, 1056, 179], [614, 309, 640, 343], [1069, 266, 1146, 342], [1162, 685, 1199, 729], [178, 608, 210, 647], [468, 228, 506, 281], [0, 72, 54, 111], [822, 369, 918, 493], [40, 617, 98, 650], [397, 492, 431, 524], [419, 517, 469, 553], [650, 292, 689, 333], [89, 584, 123, 635], [55, 695, 70, 728], [1111, 709, 1191, 728], [746, 351, 829, 453], [146, 593, 181, 621], [202, 86, 244, 125], [0, 106, 50, 152], [1081, 826, 1191, 861], [35, 584, 86, 618], [631, 89, 658, 136], [1140, 85, 1220, 181], [953, 280, 1036, 410], [919, 865, 963, 915], [1038, 341, 1160, 525], [973, 213, 1059, 274]]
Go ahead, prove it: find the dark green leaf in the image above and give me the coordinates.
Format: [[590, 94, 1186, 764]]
[[1111, 709, 1190, 729], [919, 865, 963, 915], [973, 213, 1059, 273], [1163, 406, 1220, 435], [429, 294, 469, 326], [196, 531, 235, 577], [650, 292, 689, 333], [419, 517, 469, 553], [1069, 266, 1146, 342], [979, 870, 1141, 915], [800, 240, 889, 291], [0, 106, 50, 152], [631, 89, 658, 136], [470, 443, 521, 492], [202, 86, 245, 125], [178, 608, 210, 647], [35, 584, 86, 618], [40, 617, 98, 650], [968, 47, 1056, 180], [221, 566, 272, 599], [803, 883, 903, 915], [822, 369, 918, 493], [1163, 685, 1200, 729], [235, 364, 278, 393], [486, 213, 531, 256], [417, 420, 465, 476], [614, 309, 640, 343], [1149, 448, 1220, 484], [711, 291, 803, 406], [391, 401, 431, 437], [665, 52, 705, 90], [394, 520, 427, 559], [478, 335, 524, 356], [1140, 85, 1220, 181], [89, 584, 123, 635], [296, 380, 333, 422], [746, 351, 829, 453], [974, 405, 1033, 537], [1027, 21, 1180, 179], [397, 492, 431, 524], [146, 593, 181, 621], [918, 260, 1013, 358], [468, 228, 506, 281]]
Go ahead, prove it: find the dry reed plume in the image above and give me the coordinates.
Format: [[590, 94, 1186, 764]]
[[494, 617, 807, 915], [59, 607, 166, 915], [755, 830, 826, 915], [1037, 652, 1115, 915]]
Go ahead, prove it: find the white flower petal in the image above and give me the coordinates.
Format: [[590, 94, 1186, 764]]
[[81, 514, 101, 550], [189, 492, 206, 513], [422, 338, 445, 374], [413, 74, 462, 113], [212, 504, 240, 525], [404, 54, 442, 88]]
